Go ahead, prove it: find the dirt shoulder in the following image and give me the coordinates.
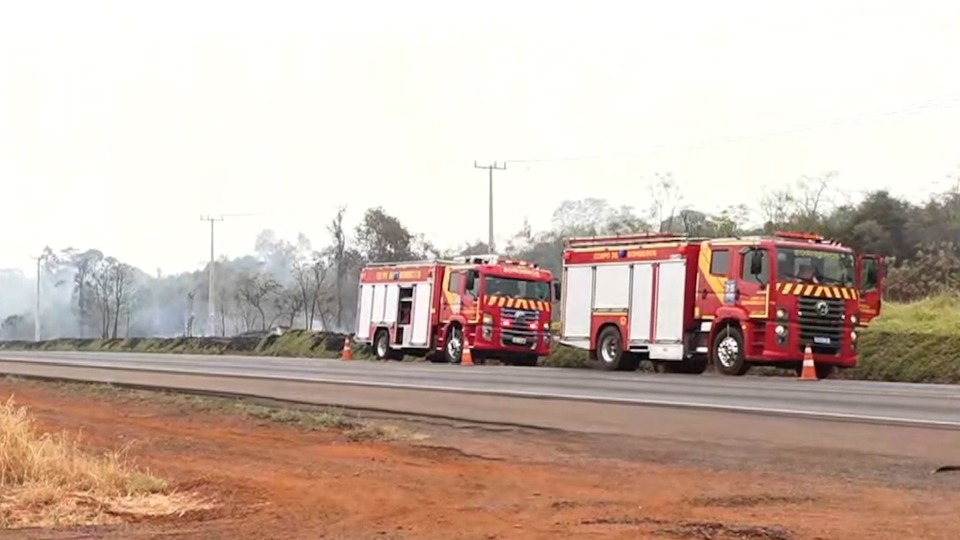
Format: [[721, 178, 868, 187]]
[[2, 377, 959, 540]]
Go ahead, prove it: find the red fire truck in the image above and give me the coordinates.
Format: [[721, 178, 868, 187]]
[[354, 255, 557, 366], [557, 231, 884, 377]]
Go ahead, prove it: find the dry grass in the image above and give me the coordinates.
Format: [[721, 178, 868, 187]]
[[0, 397, 211, 529]]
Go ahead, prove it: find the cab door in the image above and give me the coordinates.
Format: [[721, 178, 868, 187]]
[[857, 254, 884, 324], [737, 246, 771, 319]]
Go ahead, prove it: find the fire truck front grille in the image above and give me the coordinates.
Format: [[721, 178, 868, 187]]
[[500, 307, 540, 349], [797, 296, 845, 355]]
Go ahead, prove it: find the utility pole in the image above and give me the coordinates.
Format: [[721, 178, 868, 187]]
[[473, 161, 506, 252], [31, 254, 42, 341], [200, 215, 224, 336]]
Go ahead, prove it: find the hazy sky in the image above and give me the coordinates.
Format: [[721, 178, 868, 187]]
[[1, 1, 959, 275]]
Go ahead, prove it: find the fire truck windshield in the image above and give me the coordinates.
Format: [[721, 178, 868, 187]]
[[483, 276, 550, 301], [776, 247, 855, 286]]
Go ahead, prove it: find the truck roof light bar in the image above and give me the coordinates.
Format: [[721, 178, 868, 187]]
[[365, 255, 540, 269], [772, 230, 845, 246]]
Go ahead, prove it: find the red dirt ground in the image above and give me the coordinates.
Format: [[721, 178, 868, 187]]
[[2, 378, 959, 540]]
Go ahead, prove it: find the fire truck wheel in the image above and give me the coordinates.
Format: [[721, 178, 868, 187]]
[[712, 325, 749, 376], [595, 325, 626, 371], [444, 325, 464, 364], [664, 355, 708, 375], [513, 354, 539, 367], [374, 329, 394, 361], [686, 355, 709, 374]]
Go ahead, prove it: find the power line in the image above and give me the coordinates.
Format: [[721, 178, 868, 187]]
[[504, 90, 960, 165], [474, 161, 507, 252]]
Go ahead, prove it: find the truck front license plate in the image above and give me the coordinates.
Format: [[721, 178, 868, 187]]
[[511, 337, 527, 345], [813, 336, 831, 345]]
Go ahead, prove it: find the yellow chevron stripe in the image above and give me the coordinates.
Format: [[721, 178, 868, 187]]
[[774, 284, 863, 300], [486, 295, 555, 312]]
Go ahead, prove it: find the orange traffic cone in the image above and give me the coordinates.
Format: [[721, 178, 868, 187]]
[[799, 344, 817, 380], [341, 336, 353, 361], [461, 340, 475, 366]]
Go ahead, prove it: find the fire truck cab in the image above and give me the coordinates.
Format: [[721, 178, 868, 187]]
[[355, 255, 556, 366], [557, 231, 884, 376]]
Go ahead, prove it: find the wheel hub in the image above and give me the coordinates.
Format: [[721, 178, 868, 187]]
[[716, 336, 739, 368], [601, 335, 619, 363], [447, 333, 462, 358]]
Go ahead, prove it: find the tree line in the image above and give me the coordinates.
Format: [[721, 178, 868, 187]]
[[1, 171, 958, 340]]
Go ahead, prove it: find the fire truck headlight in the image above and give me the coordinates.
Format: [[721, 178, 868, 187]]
[[850, 314, 858, 325], [775, 325, 786, 336], [851, 330, 858, 342], [482, 313, 493, 325], [776, 307, 787, 320]]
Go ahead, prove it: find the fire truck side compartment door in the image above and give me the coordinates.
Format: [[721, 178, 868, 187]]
[[628, 263, 654, 342], [383, 284, 400, 325], [561, 266, 594, 339], [594, 264, 630, 309], [410, 282, 433, 346], [654, 260, 686, 343], [372, 285, 388, 324], [356, 284, 375, 340]]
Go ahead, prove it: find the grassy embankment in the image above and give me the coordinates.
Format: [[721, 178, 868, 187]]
[[1, 295, 958, 383]]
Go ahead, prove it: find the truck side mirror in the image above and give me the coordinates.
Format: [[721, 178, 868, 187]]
[[552, 279, 561, 301], [750, 251, 763, 276]]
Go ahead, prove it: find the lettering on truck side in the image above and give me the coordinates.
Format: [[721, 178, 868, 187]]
[[592, 249, 657, 260], [373, 269, 424, 280], [500, 266, 543, 277]]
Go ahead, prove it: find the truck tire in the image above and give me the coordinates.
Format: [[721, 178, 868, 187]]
[[712, 325, 749, 376], [595, 325, 628, 371], [663, 355, 708, 375], [374, 329, 399, 361], [514, 354, 539, 367], [444, 325, 464, 364]]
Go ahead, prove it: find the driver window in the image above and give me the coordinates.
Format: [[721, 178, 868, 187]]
[[741, 249, 769, 283], [861, 259, 878, 291]]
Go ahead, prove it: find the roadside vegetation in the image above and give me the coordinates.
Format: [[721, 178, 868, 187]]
[[0, 397, 208, 528], [3, 293, 959, 384]]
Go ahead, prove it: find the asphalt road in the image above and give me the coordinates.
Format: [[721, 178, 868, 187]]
[[0, 350, 958, 428]]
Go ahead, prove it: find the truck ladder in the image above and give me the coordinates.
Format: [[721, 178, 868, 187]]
[[566, 232, 706, 249]]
